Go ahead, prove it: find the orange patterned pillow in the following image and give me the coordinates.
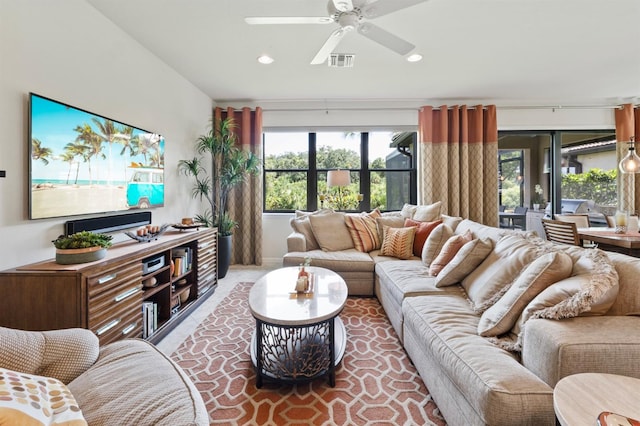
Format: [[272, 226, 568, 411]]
[[0, 367, 87, 425], [345, 209, 382, 252], [429, 230, 473, 276], [404, 218, 443, 257], [380, 226, 416, 259]]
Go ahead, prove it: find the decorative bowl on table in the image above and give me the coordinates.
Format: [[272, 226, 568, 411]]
[[124, 223, 170, 243]]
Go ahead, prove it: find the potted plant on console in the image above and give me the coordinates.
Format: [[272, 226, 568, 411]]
[[178, 117, 260, 278], [53, 231, 113, 265]]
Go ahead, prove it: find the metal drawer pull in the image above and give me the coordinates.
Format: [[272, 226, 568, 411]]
[[114, 287, 140, 302], [96, 319, 120, 336], [97, 273, 117, 284], [122, 323, 137, 335]]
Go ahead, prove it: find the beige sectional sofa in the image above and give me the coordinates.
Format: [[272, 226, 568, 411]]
[[0, 326, 208, 425], [283, 207, 640, 426]]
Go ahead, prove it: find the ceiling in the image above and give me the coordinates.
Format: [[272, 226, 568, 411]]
[[86, 0, 640, 107]]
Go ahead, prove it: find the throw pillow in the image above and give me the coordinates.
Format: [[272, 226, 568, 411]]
[[0, 367, 87, 425], [477, 251, 573, 337], [400, 203, 417, 218], [512, 248, 619, 337], [440, 214, 463, 231], [421, 223, 454, 267], [309, 211, 355, 252], [345, 209, 382, 252], [429, 230, 473, 276], [375, 215, 406, 242], [435, 238, 494, 287], [404, 218, 443, 257], [461, 234, 541, 312], [380, 226, 416, 259], [290, 209, 333, 251], [412, 201, 442, 222]]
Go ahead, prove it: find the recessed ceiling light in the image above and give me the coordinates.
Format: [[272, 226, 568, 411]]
[[257, 55, 274, 65], [407, 54, 423, 63]]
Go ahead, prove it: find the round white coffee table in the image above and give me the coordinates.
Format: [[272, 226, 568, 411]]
[[554, 373, 640, 426], [249, 266, 348, 387]]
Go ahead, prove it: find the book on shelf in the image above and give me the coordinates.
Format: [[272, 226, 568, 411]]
[[142, 301, 158, 338], [171, 246, 192, 276]]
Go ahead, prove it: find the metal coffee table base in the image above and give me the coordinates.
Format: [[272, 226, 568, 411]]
[[250, 316, 346, 387]]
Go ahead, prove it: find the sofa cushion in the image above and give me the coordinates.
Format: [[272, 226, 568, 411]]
[[478, 251, 573, 337], [68, 339, 207, 426], [345, 210, 382, 252], [435, 237, 494, 287], [412, 201, 442, 222], [404, 218, 442, 257], [402, 296, 554, 425], [421, 223, 454, 267], [0, 367, 87, 426], [309, 211, 355, 251], [284, 249, 375, 272], [429, 230, 473, 276], [375, 260, 463, 303], [380, 226, 416, 260]]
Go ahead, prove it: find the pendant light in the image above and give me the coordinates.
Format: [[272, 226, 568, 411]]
[[619, 136, 640, 174]]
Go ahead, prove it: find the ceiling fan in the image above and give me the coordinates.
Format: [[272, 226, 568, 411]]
[[245, 0, 428, 65]]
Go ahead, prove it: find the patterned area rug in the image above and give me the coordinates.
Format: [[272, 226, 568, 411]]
[[171, 282, 446, 425]]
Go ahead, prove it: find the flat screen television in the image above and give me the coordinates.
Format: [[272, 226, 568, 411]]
[[29, 93, 165, 220]]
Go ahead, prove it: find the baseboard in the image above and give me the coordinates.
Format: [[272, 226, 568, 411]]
[[261, 257, 283, 269]]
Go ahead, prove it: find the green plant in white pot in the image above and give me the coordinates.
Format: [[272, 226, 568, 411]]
[[178, 117, 260, 277], [53, 231, 113, 264]]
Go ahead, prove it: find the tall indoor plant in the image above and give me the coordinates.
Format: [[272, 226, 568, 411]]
[[179, 117, 260, 278]]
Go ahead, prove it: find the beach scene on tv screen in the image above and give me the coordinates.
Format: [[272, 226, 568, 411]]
[[30, 94, 165, 219]]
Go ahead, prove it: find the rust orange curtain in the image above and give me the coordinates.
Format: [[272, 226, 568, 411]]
[[215, 106, 263, 266], [418, 105, 498, 226], [615, 104, 640, 214]]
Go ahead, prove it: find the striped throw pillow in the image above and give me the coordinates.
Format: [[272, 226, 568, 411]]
[[345, 209, 382, 252]]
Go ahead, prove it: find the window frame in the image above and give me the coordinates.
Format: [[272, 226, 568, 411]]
[[262, 131, 417, 213]]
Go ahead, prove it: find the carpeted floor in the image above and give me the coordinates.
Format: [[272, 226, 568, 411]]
[[171, 282, 446, 425]]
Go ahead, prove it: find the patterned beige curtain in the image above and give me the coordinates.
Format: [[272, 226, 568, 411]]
[[615, 104, 640, 214], [215, 106, 263, 266], [418, 105, 498, 227]]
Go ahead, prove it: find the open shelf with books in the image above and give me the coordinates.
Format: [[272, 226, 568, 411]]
[[0, 228, 218, 345]]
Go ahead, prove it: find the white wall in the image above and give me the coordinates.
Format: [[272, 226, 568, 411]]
[[0, 0, 212, 270]]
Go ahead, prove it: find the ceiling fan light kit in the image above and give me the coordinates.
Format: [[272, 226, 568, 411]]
[[245, 0, 428, 65]]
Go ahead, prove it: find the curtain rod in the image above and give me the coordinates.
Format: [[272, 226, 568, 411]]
[[247, 104, 632, 112]]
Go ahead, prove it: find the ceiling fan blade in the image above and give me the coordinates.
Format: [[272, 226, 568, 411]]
[[245, 17, 333, 25], [361, 0, 429, 19], [311, 28, 347, 65], [332, 0, 354, 12], [357, 22, 415, 55]]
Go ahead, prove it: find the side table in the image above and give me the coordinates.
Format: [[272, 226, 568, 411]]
[[554, 373, 640, 426]]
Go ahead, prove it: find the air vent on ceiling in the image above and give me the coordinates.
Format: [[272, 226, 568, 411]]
[[328, 53, 355, 68]]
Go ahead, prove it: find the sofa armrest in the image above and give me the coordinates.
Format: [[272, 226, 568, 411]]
[[0, 326, 99, 384], [287, 231, 307, 252], [521, 316, 640, 387]]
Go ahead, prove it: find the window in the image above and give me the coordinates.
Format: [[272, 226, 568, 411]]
[[263, 131, 417, 212], [498, 130, 616, 222]]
